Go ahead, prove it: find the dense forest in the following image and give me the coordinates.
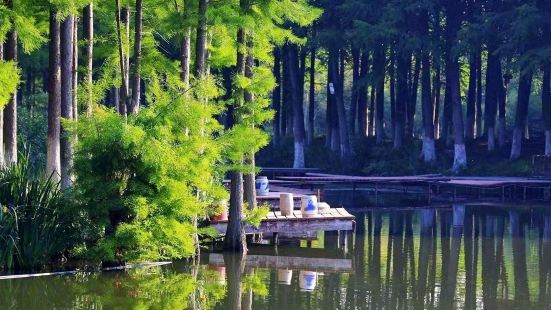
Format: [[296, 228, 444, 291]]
[[1, 0, 551, 268]]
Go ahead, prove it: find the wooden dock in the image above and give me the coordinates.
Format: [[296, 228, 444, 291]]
[[209, 208, 355, 236], [207, 253, 352, 272]]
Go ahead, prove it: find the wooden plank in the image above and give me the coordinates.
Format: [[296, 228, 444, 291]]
[[208, 253, 352, 272], [210, 218, 354, 235]]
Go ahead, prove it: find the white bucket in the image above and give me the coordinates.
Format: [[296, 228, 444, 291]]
[[255, 176, 269, 195], [300, 195, 318, 217], [299, 271, 317, 291], [277, 269, 293, 285], [279, 193, 294, 216]]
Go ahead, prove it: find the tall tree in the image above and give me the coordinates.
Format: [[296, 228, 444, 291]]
[[287, 43, 306, 168], [420, 8, 435, 162], [4, 0, 17, 165], [60, 15, 75, 189], [129, 0, 143, 114], [195, 0, 208, 77], [445, 0, 466, 172], [180, 0, 192, 87], [84, 2, 94, 116], [47, 8, 61, 178], [307, 44, 316, 145]]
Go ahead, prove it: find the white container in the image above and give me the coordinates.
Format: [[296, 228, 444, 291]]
[[256, 176, 269, 195], [279, 193, 294, 216], [300, 195, 318, 217], [299, 271, 317, 291], [277, 269, 293, 285]]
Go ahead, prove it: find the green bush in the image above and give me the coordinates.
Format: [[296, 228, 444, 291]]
[[71, 87, 227, 264]]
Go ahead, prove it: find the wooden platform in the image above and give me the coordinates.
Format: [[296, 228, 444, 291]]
[[207, 253, 352, 272], [210, 208, 355, 236]]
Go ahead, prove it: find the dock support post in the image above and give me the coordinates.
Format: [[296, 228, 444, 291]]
[[523, 186, 527, 201], [427, 185, 432, 204], [502, 186, 505, 202], [272, 232, 279, 245], [338, 231, 347, 254], [375, 183, 378, 205]]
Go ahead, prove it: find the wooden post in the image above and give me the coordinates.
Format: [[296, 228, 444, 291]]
[[273, 232, 279, 245], [427, 184, 432, 204], [523, 186, 527, 201]]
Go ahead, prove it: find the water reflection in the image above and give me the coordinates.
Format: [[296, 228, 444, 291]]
[[1, 205, 551, 309]]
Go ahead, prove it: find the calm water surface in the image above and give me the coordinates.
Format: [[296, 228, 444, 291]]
[[2, 194, 551, 309]]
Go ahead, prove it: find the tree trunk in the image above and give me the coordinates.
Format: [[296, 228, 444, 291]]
[[0, 41, 4, 167], [374, 45, 385, 144], [224, 170, 247, 252], [60, 15, 74, 189], [243, 35, 256, 210], [357, 50, 369, 138], [272, 47, 281, 146], [84, 3, 94, 116], [542, 68, 551, 156], [330, 48, 350, 159], [350, 47, 360, 136], [407, 55, 420, 138], [510, 68, 533, 160], [446, 0, 466, 172], [180, 0, 192, 87], [287, 44, 306, 168], [194, 0, 208, 78], [129, 0, 143, 114], [224, 253, 246, 309], [465, 52, 477, 140], [72, 16, 78, 121], [497, 61, 507, 148], [368, 85, 375, 137], [485, 49, 499, 151], [394, 50, 408, 149], [307, 45, 316, 145], [475, 52, 483, 138], [4, 12, 17, 165], [421, 10, 435, 162], [115, 1, 129, 117]]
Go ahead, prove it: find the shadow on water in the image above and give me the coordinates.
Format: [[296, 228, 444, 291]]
[[2, 192, 551, 309]]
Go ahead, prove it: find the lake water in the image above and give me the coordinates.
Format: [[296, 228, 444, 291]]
[[2, 193, 551, 309]]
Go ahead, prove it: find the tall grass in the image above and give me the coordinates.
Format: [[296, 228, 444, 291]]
[[0, 155, 70, 271]]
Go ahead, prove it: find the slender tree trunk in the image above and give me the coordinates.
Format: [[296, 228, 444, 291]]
[[446, 0, 466, 172], [368, 85, 375, 137], [466, 52, 477, 140], [72, 16, 78, 121], [4, 9, 17, 165], [374, 45, 385, 144], [60, 15, 74, 189], [195, 0, 208, 78], [350, 48, 360, 136], [394, 50, 408, 149], [510, 67, 533, 160], [84, 3, 94, 116], [287, 44, 306, 168], [330, 48, 350, 158], [389, 47, 396, 141], [421, 10, 435, 162], [407, 55, 420, 138], [307, 45, 316, 145], [272, 47, 281, 146], [180, 0, 192, 88], [243, 35, 256, 210], [129, 0, 143, 114], [358, 50, 369, 138], [485, 49, 499, 151], [115, 1, 129, 117], [475, 52, 483, 138], [497, 61, 507, 148], [542, 68, 551, 156]]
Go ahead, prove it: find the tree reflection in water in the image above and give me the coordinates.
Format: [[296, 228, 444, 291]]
[[1, 205, 551, 309]]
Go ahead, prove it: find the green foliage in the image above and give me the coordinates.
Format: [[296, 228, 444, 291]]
[[243, 203, 270, 228], [0, 154, 75, 270], [0, 61, 20, 108], [71, 87, 227, 263]]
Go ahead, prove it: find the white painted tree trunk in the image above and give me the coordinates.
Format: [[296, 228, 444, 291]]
[[421, 136, 436, 162], [452, 143, 467, 173], [545, 130, 551, 157], [487, 127, 495, 151], [498, 117, 506, 148], [293, 142, 305, 168], [510, 128, 522, 160]]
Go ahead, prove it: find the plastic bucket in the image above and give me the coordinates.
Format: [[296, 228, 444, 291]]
[[256, 176, 269, 195], [277, 269, 293, 285], [299, 271, 317, 291], [279, 193, 294, 216], [300, 195, 318, 217]]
